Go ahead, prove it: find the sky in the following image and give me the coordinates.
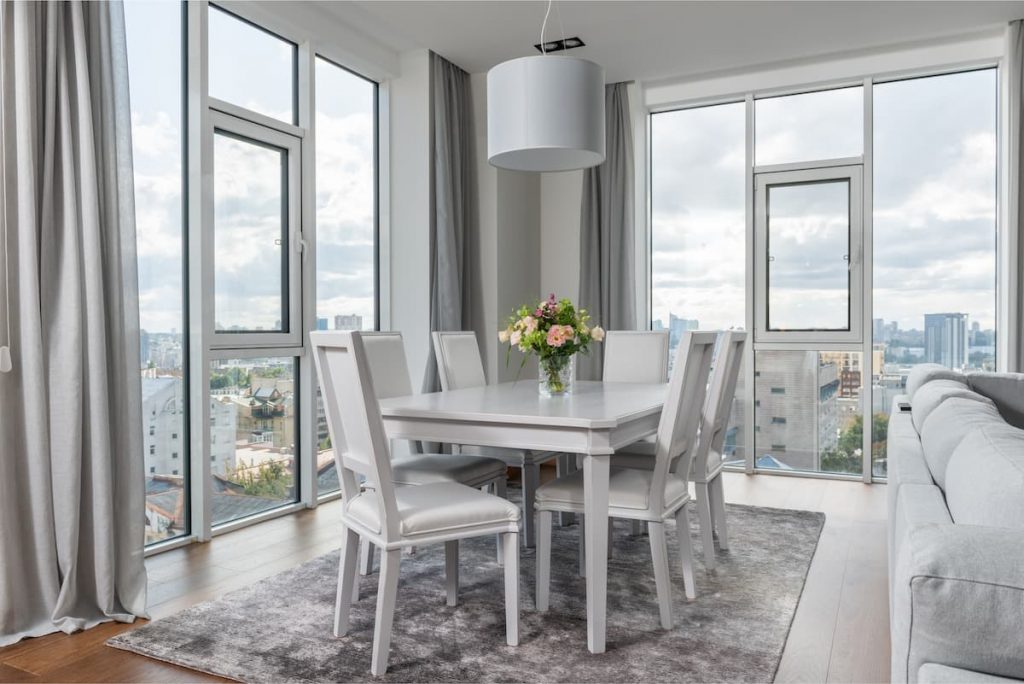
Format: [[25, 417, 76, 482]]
[[651, 69, 997, 334], [124, 1, 376, 338]]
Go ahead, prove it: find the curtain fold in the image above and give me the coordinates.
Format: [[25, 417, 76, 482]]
[[422, 52, 476, 392], [578, 82, 635, 380], [0, 0, 147, 645], [1009, 20, 1024, 372]]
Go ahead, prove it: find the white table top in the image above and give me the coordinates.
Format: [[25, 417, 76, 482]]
[[378, 380, 667, 429]]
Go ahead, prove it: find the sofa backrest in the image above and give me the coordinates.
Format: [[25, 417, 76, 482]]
[[945, 423, 1024, 529], [920, 397, 1004, 490], [967, 372, 1024, 430], [905, 363, 969, 400], [911, 379, 991, 433]]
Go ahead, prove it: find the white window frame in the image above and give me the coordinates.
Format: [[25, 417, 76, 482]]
[[207, 110, 304, 349], [754, 164, 864, 344]]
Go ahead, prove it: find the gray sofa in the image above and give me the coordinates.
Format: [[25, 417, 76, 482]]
[[888, 364, 1024, 683]]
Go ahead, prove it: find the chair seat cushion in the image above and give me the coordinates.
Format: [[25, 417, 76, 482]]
[[391, 453, 507, 486], [346, 482, 520, 537], [535, 466, 689, 512], [460, 445, 559, 466]]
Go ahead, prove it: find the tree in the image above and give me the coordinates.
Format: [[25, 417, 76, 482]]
[[821, 413, 888, 474], [230, 460, 293, 498]]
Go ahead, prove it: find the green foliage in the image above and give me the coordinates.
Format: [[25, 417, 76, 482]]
[[211, 367, 250, 390], [820, 413, 889, 474], [229, 460, 293, 498]]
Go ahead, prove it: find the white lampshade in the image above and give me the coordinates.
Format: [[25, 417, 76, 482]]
[[487, 55, 605, 172]]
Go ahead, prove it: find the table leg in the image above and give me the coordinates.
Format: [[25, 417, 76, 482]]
[[583, 454, 610, 654]]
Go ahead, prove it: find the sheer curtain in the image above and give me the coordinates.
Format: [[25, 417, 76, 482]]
[[0, 0, 147, 645], [1008, 20, 1024, 372], [422, 52, 476, 392], [578, 82, 636, 380]]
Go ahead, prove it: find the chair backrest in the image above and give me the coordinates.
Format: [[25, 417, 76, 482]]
[[602, 330, 670, 383], [648, 331, 717, 511], [692, 331, 747, 481], [432, 331, 487, 391], [359, 332, 413, 399], [310, 331, 401, 539]]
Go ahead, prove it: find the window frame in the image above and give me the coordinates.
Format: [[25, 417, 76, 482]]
[[754, 164, 864, 344]]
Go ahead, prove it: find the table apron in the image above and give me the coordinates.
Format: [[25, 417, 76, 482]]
[[380, 413, 660, 456]]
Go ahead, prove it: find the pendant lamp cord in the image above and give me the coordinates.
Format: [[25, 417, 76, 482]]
[[540, 0, 553, 54]]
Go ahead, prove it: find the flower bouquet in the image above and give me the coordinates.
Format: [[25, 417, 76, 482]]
[[499, 293, 604, 396]]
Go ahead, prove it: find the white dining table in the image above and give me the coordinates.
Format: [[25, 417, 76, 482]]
[[378, 379, 668, 654]]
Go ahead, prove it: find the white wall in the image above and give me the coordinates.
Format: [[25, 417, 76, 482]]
[[540, 170, 583, 303], [388, 49, 432, 385]]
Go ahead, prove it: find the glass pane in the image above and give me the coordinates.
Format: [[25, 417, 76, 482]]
[[314, 57, 377, 495], [213, 132, 287, 332], [754, 351, 863, 476], [650, 102, 747, 464], [208, 6, 295, 123], [210, 357, 298, 526], [755, 87, 863, 165], [126, 1, 188, 544], [766, 180, 850, 331], [871, 69, 997, 479]]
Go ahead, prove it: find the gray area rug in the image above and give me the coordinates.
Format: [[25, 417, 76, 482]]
[[109, 503, 824, 683]]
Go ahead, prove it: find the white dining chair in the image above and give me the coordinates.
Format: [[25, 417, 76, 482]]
[[601, 330, 671, 537], [312, 331, 521, 676], [612, 331, 747, 570], [356, 333, 508, 572], [534, 331, 716, 630], [432, 331, 561, 547]]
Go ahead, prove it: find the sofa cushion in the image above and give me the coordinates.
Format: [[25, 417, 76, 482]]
[[945, 424, 1024, 529], [911, 380, 992, 433], [906, 363, 968, 399], [920, 397, 1005, 491], [887, 407, 936, 520], [967, 372, 1024, 430]]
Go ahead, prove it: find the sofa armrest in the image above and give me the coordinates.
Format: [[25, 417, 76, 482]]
[[892, 524, 1024, 683]]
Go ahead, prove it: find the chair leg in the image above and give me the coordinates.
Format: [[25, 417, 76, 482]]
[[675, 505, 697, 601], [695, 481, 717, 571], [370, 549, 402, 677], [648, 522, 674, 630], [710, 475, 730, 551], [334, 527, 361, 637], [444, 540, 459, 607], [607, 518, 613, 559], [536, 510, 552, 611], [359, 537, 374, 576], [522, 462, 539, 548], [502, 531, 520, 646], [555, 455, 574, 526], [494, 477, 507, 565]]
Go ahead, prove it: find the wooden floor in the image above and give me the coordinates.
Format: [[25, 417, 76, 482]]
[[0, 471, 890, 683]]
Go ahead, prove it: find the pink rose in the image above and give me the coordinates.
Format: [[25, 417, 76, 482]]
[[510, 330, 522, 346], [546, 324, 574, 348], [523, 316, 538, 333]]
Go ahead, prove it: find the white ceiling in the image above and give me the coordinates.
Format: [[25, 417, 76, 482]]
[[324, 1, 1024, 82]]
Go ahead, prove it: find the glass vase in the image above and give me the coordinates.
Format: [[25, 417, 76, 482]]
[[539, 355, 575, 397]]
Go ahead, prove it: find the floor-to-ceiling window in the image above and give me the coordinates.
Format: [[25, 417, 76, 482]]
[[314, 57, 378, 496], [125, 1, 188, 543], [650, 67, 999, 482], [126, 2, 379, 546], [650, 102, 747, 463], [871, 69, 997, 478]]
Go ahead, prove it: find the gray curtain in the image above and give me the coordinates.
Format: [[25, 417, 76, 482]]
[[422, 52, 476, 392], [1010, 21, 1024, 372], [578, 82, 635, 380], [0, 0, 147, 645]]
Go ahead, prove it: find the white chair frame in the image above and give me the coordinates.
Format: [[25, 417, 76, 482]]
[[535, 331, 717, 630], [312, 331, 520, 676], [432, 331, 562, 547]]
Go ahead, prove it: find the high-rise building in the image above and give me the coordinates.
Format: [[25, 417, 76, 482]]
[[924, 313, 968, 370], [872, 318, 885, 342], [334, 314, 363, 331], [316, 317, 329, 331]]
